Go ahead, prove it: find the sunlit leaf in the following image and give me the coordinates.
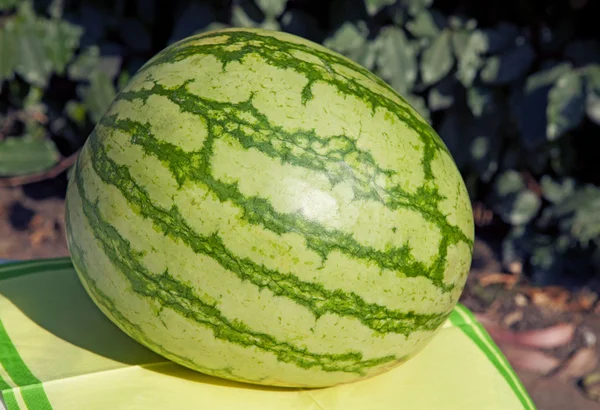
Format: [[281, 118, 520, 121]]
[[375, 26, 416, 94], [68, 46, 100, 81], [406, 9, 441, 38], [494, 170, 525, 197], [324, 21, 375, 70], [12, 5, 53, 87], [78, 72, 117, 123], [491, 171, 541, 226], [546, 70, 585, 140], [585, 65, 600, 125], [256, 0, 287, 18], [542, 184, 600, 247], [456, 30, 487, 86], [43, 18, 82, 74], [540, 176, 576, 204], [420, 29, 453, 86], [451, 30, 471, 61], [403, 0, 433, 16], [364, 0, 395, 16], [231, 4, 260, 28], [0, 137, 60, 177]]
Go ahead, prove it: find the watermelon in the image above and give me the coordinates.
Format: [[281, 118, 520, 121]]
[[64, 27, 474, 388]]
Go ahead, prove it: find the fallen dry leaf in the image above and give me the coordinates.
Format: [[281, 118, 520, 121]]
[[503, 310, 524, 327], [555, 347, 598, 380], [478, 272, 518, 288], [572, 289, 598, 312], [526, 286, 571, 311], [514, 293, 528, 307], [499, 344, 561, 375], [484, 322, 576, 349]]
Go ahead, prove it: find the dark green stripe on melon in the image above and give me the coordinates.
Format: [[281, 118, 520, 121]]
[[82, 131, 452, 336], [73, 164, 400, 375]]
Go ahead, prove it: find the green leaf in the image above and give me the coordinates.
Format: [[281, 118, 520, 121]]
[[324, 21, 368, 52], [12, 4, 53, 87], [492, 171, 541, 226], [231, 1, 263, 28], [364, 0, 395, 16], [68, 46, 121, 82], [43, 18, 82, 75], [324, 21, 375, 70], [508, 191, 542, 225], [420, 29, 453, 86], [0, 20, 18, 83], [68, 46, 100, 81], [375, 26, 416, 94], [542, 184, 600, 247], [256, 0, 287, 18], [585, 65, 600, 125], [494, 170, 525, 197], [403, 0, 433, 16], [451, 30, 471, 61], [79, 72, 117, 124], [524, 62, 574, 92], [448, 16, 477, 30], [456, 30, 487, 87], [48, 0, 64, 19], [540, 176, 575, 204], [65, 100, 87, 128], [0, 137, 60, 177], [546, 70, 585, 140], [0, 0, 19, 10], [480, 43, 535, 85], [406, 9, 441, 38]]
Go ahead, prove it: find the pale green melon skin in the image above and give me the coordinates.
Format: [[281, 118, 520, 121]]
[[65, 27, 474, 388]]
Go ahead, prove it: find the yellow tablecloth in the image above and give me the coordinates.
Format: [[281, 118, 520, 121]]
[[0, 258, 535, 409]]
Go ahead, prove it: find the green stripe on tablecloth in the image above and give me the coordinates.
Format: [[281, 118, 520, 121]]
[[0, 319, 53, 410], [0, 260, 59, 410], [449, 305, 536, 410]]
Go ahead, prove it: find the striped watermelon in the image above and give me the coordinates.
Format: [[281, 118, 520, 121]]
[[64, 27, 474, 388]]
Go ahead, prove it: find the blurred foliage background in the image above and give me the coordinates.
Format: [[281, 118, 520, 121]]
[[1, 0, 599, 287]]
